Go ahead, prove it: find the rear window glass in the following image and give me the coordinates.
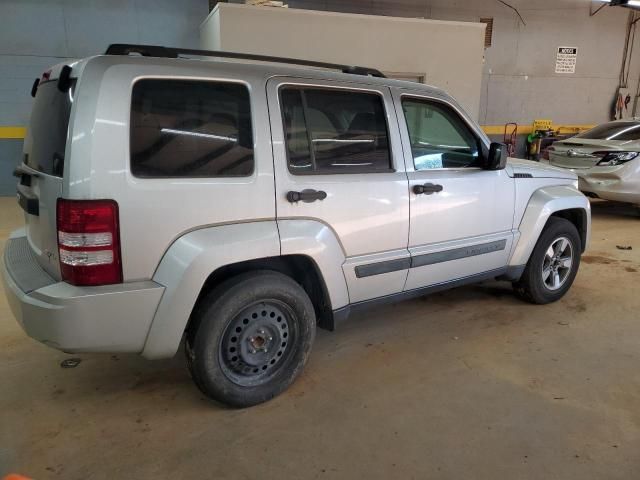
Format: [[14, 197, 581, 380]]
[[575, 122, 640, 141], [130, 79, 253, 178], [25, 80, 74, 177], [281, 87, 392, 174]]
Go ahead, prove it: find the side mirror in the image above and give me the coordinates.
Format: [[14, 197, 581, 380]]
[[486, 142, 507, 170]]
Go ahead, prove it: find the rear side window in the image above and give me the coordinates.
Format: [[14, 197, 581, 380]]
[[130, 79, 253, 178], [281, 87, 392, 174], [26, 80, 75, 177]]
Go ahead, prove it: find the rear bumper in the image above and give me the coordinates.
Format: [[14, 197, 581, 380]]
[[548, 157, 640, 205], [2, 231, 164, 353], [577, 165, 640, 205]]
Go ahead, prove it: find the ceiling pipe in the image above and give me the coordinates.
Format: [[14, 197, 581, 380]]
[[596, 0, 640, 11], [496, 0, 526, 26]]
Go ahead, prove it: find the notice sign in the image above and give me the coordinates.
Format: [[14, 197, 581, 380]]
[[555, 47, 578, 74]]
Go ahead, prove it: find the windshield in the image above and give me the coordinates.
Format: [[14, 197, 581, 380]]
[[575, 121, 640, 141], [24, 80, 75, 177]]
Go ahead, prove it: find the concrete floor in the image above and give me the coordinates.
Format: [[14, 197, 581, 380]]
[[1, 197, 639, 479]]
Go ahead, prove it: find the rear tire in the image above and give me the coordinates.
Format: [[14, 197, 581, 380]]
[[513, 217, 581, 304], [185, 271, 316, 408]]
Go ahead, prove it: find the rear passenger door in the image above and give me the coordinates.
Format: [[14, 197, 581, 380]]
[[267, 78, 410, 304]]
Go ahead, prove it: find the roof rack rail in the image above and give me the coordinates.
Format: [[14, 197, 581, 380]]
[[105, 43, 386, 78]]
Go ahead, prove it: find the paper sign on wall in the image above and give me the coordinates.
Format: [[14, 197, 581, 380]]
[[555, 47, 578, 74]]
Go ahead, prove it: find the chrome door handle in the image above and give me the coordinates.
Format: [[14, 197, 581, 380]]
[[413, 183, 443, 195]]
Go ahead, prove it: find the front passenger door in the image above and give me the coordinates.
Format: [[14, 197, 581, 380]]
[[392, 90, 515, 291]]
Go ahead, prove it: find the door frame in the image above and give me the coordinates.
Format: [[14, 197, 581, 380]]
[[389, 86, 515, 290], [266, 76, 411, 303], [390, 86, 491, 174]]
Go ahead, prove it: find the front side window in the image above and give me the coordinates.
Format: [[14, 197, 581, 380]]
[[402, 98, 480, 170], [281, 87, 392, 174], [130, 79, 253, 177]]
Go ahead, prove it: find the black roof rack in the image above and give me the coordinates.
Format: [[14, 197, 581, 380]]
[[105, 43, 386, 78]]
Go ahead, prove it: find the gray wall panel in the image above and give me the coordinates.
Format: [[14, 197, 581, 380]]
[[0, 0, 207, 195], [0, 0, 207, 126], [0, 2, 68, 56], [0, 140, 23, 196], [253, 0, 633, 125]]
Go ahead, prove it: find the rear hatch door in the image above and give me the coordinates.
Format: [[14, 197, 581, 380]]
[[17, 72, 75, 280]]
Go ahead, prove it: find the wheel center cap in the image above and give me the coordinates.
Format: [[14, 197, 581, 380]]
[[248, 328, 273, 353]]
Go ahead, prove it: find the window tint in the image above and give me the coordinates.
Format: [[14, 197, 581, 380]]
[[26, 80, 75, 177], [130, 79, 253, 177], [281, 87, 391, 174], [402, 98, 480, 170], [575, 121, 640, 141]]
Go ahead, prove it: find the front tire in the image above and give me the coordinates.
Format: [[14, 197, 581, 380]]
[[513, 217, 581, 304], [186, 271, 316, 407]]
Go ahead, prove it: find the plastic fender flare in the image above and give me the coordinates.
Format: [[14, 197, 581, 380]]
[[142, 222, 280, 359], [277, 219, 350, 311], [510, 185, 591, 267]]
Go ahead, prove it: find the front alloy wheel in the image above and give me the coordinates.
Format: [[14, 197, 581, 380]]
[[514, 217, 582, 304], [542, 236, 574, 291]]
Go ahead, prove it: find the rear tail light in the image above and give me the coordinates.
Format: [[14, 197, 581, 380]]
[[56, 199, 122, 286]]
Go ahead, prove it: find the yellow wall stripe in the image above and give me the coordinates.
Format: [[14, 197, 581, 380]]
[[481, 124, 595, 136], [0, 127, 27, 139], [0, 124, 598, 140]]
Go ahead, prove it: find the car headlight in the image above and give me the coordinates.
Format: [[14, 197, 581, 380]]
[[595, 151, 639, 166]]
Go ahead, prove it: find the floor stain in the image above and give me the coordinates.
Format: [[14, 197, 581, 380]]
[[582, 255, 617, 265], [625, 267, 638, 273], [567, 301, 587, 313]]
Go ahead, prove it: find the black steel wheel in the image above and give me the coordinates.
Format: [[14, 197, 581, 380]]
[[186, 271, 316, 407], [219, 300, 295, 387]]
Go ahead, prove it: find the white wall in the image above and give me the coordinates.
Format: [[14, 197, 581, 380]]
[[201, 3, 486, 120]]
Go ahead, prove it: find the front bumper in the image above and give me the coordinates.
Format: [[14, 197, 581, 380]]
[[2, 231, 164, 353]]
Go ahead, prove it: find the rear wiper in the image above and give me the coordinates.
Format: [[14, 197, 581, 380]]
[[57, 65, 72, 92], [30, 78, 39, 98], [13, 165, 39, 178]]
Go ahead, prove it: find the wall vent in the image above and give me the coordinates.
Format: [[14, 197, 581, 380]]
[[480, 18, 494, 48]]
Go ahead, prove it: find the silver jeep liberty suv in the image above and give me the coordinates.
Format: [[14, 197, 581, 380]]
[[2, 44, 590, 407]]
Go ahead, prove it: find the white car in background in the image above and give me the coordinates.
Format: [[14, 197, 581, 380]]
[[548, 120, 640, 206]]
